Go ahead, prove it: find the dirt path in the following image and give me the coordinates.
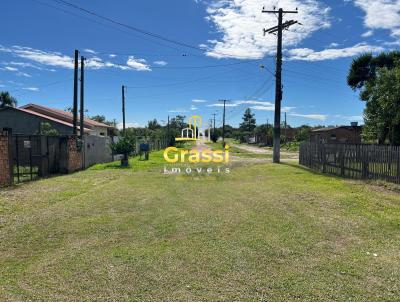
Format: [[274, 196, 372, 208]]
[[232, 143, 299, 161]]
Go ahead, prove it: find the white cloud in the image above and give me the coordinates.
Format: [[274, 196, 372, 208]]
[[168, 109, 188, 113], [287, 43, 384, 61], [109, 54, 117, 58], [235, 100, 273, 106], [328, 42, 339, 48], [203, 0, 331, 59], [117, 122, 141, 129], [0, 45, 150, 72], [16, 72, 32, 78], [350, 0, 400, 37], [22, 87, 39, 91], [251, 105, 294, 112], [153, 60, 168, 66], [333, 114, 363, 121], [4, 66, 18, 71], [190, 105, 198, 111], [84, 48, 97, 54], [289, 113, 327, 121], [5, 61, 56, 72], [206, 100, 294, 110], [192, 99, 207, 103], [361, 30, 373, 38], [207, 103, 238, 107], [0, 45, 75, 68], [1, 65, 32, 77], [127, 56, 151, 71]]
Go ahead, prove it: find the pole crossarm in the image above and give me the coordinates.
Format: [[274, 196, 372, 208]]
[[264, 20, 299, 35]]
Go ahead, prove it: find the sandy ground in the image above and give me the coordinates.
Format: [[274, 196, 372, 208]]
[[232, 143, 299, 161]]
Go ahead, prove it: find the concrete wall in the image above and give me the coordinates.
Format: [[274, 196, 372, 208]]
[[84, 135, 113, 168], [0, 107, 73, 135], [0, 129, 12, 187]]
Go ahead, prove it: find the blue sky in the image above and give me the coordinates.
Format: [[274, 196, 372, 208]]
[[1, 0, 399, 128]]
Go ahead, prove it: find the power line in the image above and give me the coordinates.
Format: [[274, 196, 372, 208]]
[[50, 0, 262, 59], [11, 78, 73, 97]]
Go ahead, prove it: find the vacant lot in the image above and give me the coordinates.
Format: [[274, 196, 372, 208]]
[[1, 151, 399, 301]]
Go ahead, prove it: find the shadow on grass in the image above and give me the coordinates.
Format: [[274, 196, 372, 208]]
[[280, 161, 346, 181]]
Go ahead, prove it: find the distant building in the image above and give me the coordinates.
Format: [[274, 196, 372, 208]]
[[0, 103, 115, 136], [310, 124, 362, 144]]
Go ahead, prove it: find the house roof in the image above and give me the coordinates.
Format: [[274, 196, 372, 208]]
[[312, 126, 362, 132], [0, 106, 92, 133], [20, 103, 115, 129]]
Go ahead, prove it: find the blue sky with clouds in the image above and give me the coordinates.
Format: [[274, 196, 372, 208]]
[[1, 0, 399, 128]]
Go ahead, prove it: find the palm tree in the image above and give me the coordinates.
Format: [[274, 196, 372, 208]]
[[0, 91, 17, 108]]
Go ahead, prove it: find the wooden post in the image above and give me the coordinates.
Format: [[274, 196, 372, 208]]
[[362, 145, 369, 179], [322, 143, 326, 173], [340, 144, 345, 177]]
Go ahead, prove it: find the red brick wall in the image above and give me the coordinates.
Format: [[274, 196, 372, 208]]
[[0, 130, 12, 186], [67, 137, 83, 173]]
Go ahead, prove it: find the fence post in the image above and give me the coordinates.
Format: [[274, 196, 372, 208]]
[[362, 145, 369, 179], [38, 136, 48, 177], [397, 146, 400, 183], [340, 144, 345, 177], [322, 143, 326, 173], [0, 128, 13, 186]]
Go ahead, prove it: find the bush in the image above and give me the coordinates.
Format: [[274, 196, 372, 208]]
[[110, 136, 135, 155]]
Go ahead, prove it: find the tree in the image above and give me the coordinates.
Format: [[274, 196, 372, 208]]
[[363, 66, 400, 145], [295, 125, 312, 142], [90, 115, 116, 127], [38, 122, 59, 136], [0, 91, 17, 108], [91, 115, 106, 123], [347, 51, 400, 144], [147, 119, 161, 131], [239, 108, 256, 132]]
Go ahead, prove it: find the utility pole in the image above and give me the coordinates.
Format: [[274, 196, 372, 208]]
[[72, 49, 79, 135], [284, 112, 287, 143], [167, 115, 170, 145], [212, 113, 216, 134], [122, 85, 126, 134], [262, 7, 298, 163], [79, 56, 85, 140], [220, 100, 229, 145]]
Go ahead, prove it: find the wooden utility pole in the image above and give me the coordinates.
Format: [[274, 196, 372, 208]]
[[284, 111, 287, 143], [72, 49, 79, 135], [220, 100, 229, 144], [262, 7, 298, 163], [79, 56, 85, 140], [167, 115, 170, 145], [212, 113, 216, 135], [122, 85, 126, 134]]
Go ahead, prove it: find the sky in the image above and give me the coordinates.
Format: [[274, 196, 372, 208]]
[[1, 0, 399, 129]]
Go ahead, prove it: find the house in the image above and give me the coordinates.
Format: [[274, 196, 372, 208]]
[[310, 123, 362, 144], [0, 103, 115, 136]]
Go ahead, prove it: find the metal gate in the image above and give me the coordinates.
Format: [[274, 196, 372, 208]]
[[12, 135, 68, 183]]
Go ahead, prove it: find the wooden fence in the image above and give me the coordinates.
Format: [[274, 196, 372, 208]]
[[299, 142, 400, 183]]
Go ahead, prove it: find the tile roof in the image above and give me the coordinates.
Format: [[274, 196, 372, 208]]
[[20, 103, 114, 129], [0, 106, 92, 133]]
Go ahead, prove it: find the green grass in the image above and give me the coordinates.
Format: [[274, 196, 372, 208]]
[[0, 151, 400, 301]]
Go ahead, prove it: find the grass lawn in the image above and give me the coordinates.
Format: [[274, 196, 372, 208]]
[[0, 151, 400, 301]]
